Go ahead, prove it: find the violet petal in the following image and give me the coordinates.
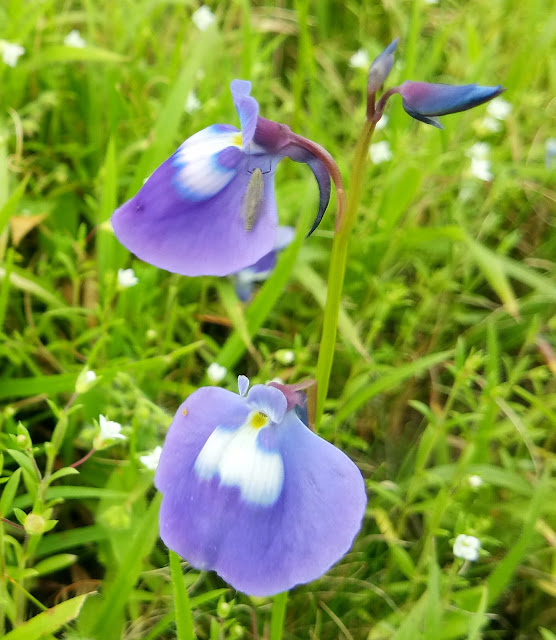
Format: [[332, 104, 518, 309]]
[[399, 81, 504, 125], [367, 38, 398, 94], [155, 387, 367, 596]]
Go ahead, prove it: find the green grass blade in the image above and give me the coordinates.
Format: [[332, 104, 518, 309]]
[[126, 30, 220, 197], [293, 262, 370, 360], [466, 586, 488, 640], [2, 594, 89, 640], [270, 591, 289, 640], [169, 550, 196, 640], [81, 493, 162, 639], [487, 472, 549, 605], [330, 350, 453, 428]]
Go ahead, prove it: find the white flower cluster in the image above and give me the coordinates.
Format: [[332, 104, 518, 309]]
[[369, 141, 393, 164], [64, 30, 86, 48], [93, 415, 126, 450], [349, 49, 370, 70], [453, 534, 481, 562], [140, 446, 162, 471], [482, 97, 512, 133], [192, 6, 215, 31], [207, 362, 227, 383], [117, 268, 139, 289], [466, 142, 493, 181], [1, 40, 25, 67]]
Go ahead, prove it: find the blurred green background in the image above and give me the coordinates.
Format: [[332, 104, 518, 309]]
[[1, 1, 555, 638]]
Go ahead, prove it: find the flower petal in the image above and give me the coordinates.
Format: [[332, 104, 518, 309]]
[[155, 391, 366, 596], [246, 384, 287, 424], [172, 125, 243, 201], [231, 80, 259, 147], [398, 81, 504, 126], [367, 38, 398, 94], [112, 146, 278, 276]]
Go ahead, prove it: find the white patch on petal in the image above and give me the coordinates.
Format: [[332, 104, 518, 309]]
[[173, 126, 242, 200], [194, 417, 284, 507]]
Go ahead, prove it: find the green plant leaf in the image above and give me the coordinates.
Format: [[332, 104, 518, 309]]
[[2, 594, 90, 640]]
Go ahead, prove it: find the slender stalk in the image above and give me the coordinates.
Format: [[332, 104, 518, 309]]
[[315, 118, 376, 427], [70, 448, 96, 468], [269, 591, 289, 640]]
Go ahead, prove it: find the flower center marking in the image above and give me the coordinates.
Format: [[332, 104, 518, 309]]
[[249, 410, 268, 429]]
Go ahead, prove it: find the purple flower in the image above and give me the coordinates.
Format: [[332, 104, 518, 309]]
[[155, 376, 367, 596], [112, 80, 341, 277], [396, 81, 504, 129], [367, 41, 505, 127], [233, 225, 295, 301]]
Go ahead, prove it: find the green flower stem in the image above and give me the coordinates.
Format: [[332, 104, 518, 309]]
[[315, 118, 376, 427]]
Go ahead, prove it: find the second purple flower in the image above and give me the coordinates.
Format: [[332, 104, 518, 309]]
[[112, 80, 341, 277]]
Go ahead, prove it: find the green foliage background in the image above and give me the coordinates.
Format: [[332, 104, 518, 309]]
[[1, 0, 555, 638]]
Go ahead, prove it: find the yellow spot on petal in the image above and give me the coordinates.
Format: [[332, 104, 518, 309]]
[[250, 411, 268, 429], [182, 408, 188, 416], [233, 132, 243, 147]]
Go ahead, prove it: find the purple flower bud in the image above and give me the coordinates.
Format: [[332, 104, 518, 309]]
[[155, 377, 367, 596], [397, 80, 505, 129], [367, 39, 398, 95]]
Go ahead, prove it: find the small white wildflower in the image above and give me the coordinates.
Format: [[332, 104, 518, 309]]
[[75, 369, 97, 394], [349, 48, 370, 70], [466, 142, 490, 160], [64, 30, 86, 48], [207, 362, 227, 383], [487, 97, 511, 121], [453, 534, 481, 562], [94, 415, 126, 449], [117, 268, 139, 289], [482, 115, 502, 133], [192, 5, 216, 31], [276, 349, 295, 365], [375, 114, 388, 131], [184, 90, 201, 114], [1, 41, 25, 67], [369, 141, 393, 164], [470, 157, 493, 181], [468, 474, 483, 488], [140, 446, 162, 471]]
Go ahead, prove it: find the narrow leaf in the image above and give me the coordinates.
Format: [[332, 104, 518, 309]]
[[2, 594, 89, 640], [169, 550, 196, 640]]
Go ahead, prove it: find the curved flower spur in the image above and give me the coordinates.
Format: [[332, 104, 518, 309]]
[[154, 376, 366, 596], [112, 80, 344, 277]]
